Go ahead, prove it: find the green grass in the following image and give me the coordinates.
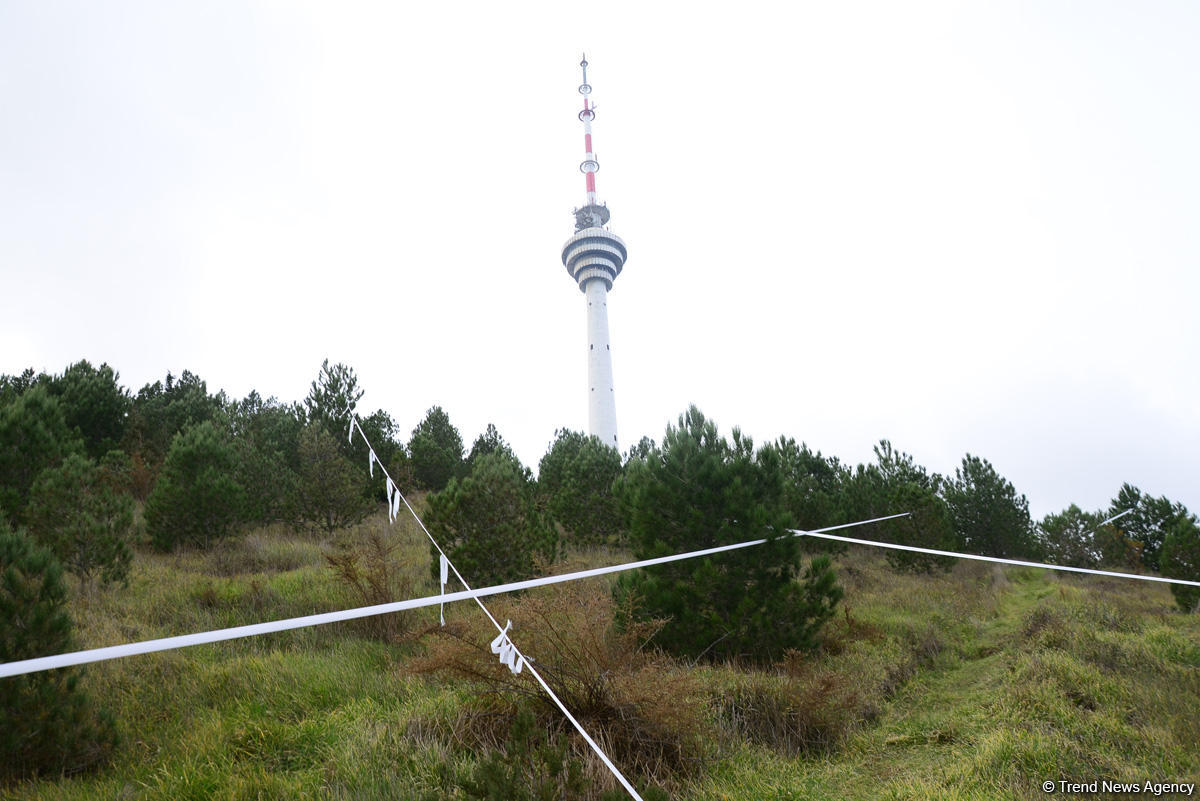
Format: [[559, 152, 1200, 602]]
[[5, 514, 1199, 800]]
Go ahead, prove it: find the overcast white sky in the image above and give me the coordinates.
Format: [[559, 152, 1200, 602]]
[[2, 2, 1197, 520]]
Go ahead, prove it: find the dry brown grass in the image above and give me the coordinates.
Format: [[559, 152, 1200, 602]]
[[405, 579, 712, 789]]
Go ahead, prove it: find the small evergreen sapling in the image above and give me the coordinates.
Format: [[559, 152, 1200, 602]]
[[425, 450, 555, 587], [409, 406, 465, 492], [26, 453, 135, 589], [0, 520, 117, 780], [145, 421, 246, 550]]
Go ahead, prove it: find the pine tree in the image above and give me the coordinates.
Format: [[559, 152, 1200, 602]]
[[292, 425, 372, 534], [145, 421, 246, 550], [615, 406, 842, 662], [538, 429, 623, 546], [0, 387, 84, 524], [303, 359, 364, 440], [25, 454, 134, 588], [1105, 483, 1188, 572], [1161, 513, 1200, 612], [45, 361, 131, 459], [942, 454, 1037, 559], [1037, 504, 1103, 569], [425, 450, 555, 586], [409, 406, 465, 492], [0, 520, 118, 780]]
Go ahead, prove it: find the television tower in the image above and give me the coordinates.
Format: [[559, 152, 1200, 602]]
[[561, 54, 627, 450]]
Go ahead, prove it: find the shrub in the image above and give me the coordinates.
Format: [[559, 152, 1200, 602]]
[[711, 671, 861, 756], [145, 421, 246, 550], [615, 407, 843, 663], [0, 520, 118, 781], [325, 525, 416, 641], [454, 704, 591, 801], [408, 580, 705, 792], [25, 453, 135, 589], [425, 451, 556, 587]]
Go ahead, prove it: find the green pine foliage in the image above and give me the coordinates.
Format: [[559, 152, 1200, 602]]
[[1160, 514, 1200, 612], [292, 426, 372, 535], [1105, 483, 1191, 572], [942, 454, 1038, 559], [354, 408, 407, 499], [0, 368, 44, 406], [538, 428, 623, 547], [465, 423, 519, 473], [145, 421, 247, 551], [229, 392, 304, 526], [25, 454, 135, 589], [1037, 504, 1103, 569], [0, 520, 117, 782], [45, 361, 131, 460], [775, 437, 848, 537], [408, 406, 465, 492], [0, 386, 85, 525], [124, 370, 223, 477], [844, 442, 957, 572], [425, 450, 556, 586], [615, 406, 842, 663], [455, 705, 590, 801], [303, 359, 364, 440]]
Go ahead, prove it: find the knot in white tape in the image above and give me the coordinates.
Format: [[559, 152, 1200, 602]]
[[489, 620, 524, 675]]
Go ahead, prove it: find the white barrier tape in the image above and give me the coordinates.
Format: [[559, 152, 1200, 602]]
[[790, 529, 1200, 587], [1, 512, 905, 680]]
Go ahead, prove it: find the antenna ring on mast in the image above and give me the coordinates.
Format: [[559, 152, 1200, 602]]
[[578, 83, 592, 95], [578, 108, 595, 122]]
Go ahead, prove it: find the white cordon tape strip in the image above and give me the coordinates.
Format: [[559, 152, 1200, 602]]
[[0, 513, 906, 680], [790, 529, 1200, 587]]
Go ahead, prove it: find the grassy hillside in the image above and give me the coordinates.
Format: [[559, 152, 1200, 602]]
[[4, 510, 1198, 800]]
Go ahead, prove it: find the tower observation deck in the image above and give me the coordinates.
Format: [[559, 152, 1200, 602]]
[[561, 55, 627, 450]]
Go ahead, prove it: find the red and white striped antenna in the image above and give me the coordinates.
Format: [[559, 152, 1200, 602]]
[[573, 53, 610, 230], [579, 54, 599, 204]]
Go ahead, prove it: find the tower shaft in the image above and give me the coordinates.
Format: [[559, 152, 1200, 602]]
[[585, 279, 618, 446]]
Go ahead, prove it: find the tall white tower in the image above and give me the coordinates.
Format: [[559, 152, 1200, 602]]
[[561, 55, 627, 450]]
